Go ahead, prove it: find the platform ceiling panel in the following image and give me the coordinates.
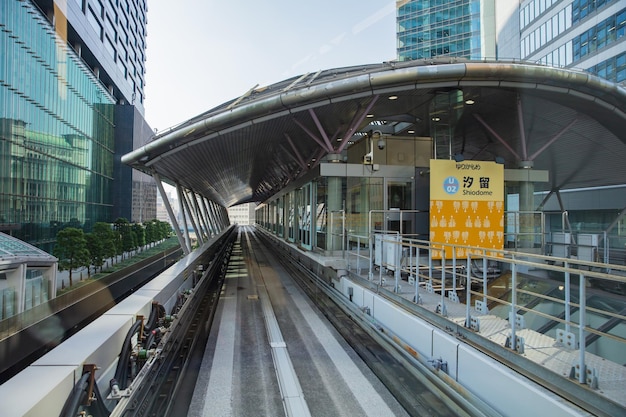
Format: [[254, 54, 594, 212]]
[[123, 60, 626, 207]]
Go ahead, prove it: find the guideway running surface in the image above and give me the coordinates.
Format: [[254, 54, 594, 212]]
[[190, 227, 410, 417]]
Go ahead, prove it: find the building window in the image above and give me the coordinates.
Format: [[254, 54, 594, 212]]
[[571, 8, 626, 63], [87, 6, 103, 39], [105, 35, 116, 59]]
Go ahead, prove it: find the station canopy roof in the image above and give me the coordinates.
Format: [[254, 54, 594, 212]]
[[122, 59, 626, 208]]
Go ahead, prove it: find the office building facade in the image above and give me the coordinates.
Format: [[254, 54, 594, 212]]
[[520, 0, 626, 84], [396, 0, 496, 61], [0, 0, 154, 251], [228, 203, 256, 226]]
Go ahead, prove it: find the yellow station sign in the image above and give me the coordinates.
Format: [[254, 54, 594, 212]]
[[429, 159, 504, 259]]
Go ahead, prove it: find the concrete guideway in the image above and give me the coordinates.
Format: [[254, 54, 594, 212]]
[[191, 228, 410, 417]]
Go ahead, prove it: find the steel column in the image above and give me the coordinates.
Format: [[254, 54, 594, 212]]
[[152, 173, 189, 255]]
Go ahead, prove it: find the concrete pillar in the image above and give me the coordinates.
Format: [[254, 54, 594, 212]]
[[327, 177, 343, 251], [44, 263, 57, 299], [518, 161, 535, 249], [360, 179, 370, 236], [7, 264, 26, 315]]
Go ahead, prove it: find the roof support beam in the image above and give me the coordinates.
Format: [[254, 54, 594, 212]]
[[536, 189, 556, 211], [189, 191, 208, 243], [517, 95, 529, 161], [284, 133, 308, 169], [292, 117, 333, 152], [227, 84, 259, 109], [309, 108, 335, 152], [555, 190, 576, 243], [474, 114, 521, 161], [200, 197, 217, 236], [604, 204, 626, 236], [181, 190, 200, 244], [153, 172, 189, 255], [208, 200, 222, 233], [198, 195, 213, 239], [336, 95, 379, 153], [218, 204, 229, 229], [529, 117, 578, 161], [178, 185, 195, 250]]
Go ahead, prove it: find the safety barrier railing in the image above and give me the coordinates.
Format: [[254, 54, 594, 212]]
[[504, 210, 546, 251], [342, 233, 626, 388]]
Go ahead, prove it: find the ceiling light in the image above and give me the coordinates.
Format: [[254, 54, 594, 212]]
[[408, 130, 415, 134], [388, 95, 398, 100], [431, 117, 440, 122], [465, 99, 475, 105], [367, 114, 374, 118]]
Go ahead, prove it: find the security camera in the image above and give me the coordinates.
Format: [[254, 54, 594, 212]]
[[373, 130, 385, 150]]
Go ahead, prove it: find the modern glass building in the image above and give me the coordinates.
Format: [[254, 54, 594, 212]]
[[520, 0, 626, 84], [516, 0, 626, 246], [396, 0, 496, 61], [0, 0, 154, 252]]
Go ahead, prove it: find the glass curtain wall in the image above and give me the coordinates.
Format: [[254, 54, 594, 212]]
[[298, 183, 314, 250], [256, 175, 414, 253], [316, 178, 328, 250], [347, 178, 384, 237], [0, 1, 116, 251], [386, 179, 413, 233], [397, 0, 482, 61]]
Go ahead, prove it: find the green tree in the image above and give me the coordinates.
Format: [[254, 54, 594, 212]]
[[132, 223, 146, 251], [158, 220, 172, 240], [54, 227, 90, 287], [93, 222, 117, 267], [145, 220, 157, 246], [114, 217, 130, 260], [85, 232, 104, 277]]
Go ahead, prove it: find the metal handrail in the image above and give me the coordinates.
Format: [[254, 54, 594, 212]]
[[341, 232, 626, 384]]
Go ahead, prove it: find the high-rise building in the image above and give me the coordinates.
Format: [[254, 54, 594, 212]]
[[397, 1, 626, 85], [228, 203, 256, 226], [0, 0, 155, 251], [396, 0, 497, 61], [519, 0, 626, 84]]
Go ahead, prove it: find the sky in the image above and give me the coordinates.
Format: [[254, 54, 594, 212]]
[[143, 0, 398, 131]]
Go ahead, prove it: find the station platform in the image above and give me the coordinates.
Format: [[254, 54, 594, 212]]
[[376, 277, 626, 409], [188, 229, 412, 417]]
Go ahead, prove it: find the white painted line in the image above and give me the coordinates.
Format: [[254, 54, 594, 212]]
[[258, 281, 312, 417], [200, 283, 237, 417], [284, 282, 397, 417]]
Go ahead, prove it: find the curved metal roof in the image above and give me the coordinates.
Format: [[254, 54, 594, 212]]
[[123, 59, 626, 207]]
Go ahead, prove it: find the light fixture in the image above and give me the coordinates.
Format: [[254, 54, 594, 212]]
[[408, 130, 415, 134], [431, 116, 441, 122], [388, 95, 398, 100], [465, 99, 475, 105], [366, 114, 374, 118]]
